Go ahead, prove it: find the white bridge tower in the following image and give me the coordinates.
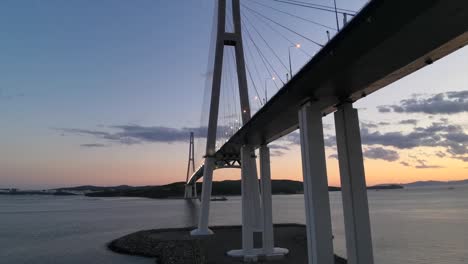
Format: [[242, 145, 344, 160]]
[[190, 0, 288, 261], [184, 132, 197, 199]]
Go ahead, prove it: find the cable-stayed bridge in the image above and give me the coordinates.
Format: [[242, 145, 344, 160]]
[[184, 0, 468, 263]]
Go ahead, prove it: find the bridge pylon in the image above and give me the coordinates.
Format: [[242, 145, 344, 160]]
[[184, 132, 197, 199], [189, 0, 287, 261]]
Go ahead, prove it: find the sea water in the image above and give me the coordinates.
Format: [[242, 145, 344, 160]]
[[0, 186, 467, 264]]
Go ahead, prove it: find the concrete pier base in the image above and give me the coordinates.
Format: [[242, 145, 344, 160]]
[[109, 224, 346, 264]]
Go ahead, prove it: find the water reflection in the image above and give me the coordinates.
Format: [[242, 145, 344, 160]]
[[182, 199, 199, 227]]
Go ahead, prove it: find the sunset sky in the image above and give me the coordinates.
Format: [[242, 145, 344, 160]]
[[1, 0, 467, 189]]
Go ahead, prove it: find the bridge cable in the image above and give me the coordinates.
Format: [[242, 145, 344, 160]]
[[229, 43, 263, 109], [243, 3, 314, 58], [243, 33, 271, 105], [242, 16, 283, 88], [226, 7, 243, 127], [242, 11, 290, 73], [246, 64, 263, 108], [247, 0, 336, 31], [244, 41, 268, 105], [227, 48, 243, 129], [268, 0, 357, 16], [222, 47, 231, 139], [226, 6, 263, 110], [242, 4, 324, 48], [231, 7, 273, 100], [225, 48, 238, 131]]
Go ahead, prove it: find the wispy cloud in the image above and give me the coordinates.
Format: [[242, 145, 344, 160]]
[[363, 147, 399, 161], [414, 159, 444, 169], [268, 144, 290, 150], [285, 120, 467, 163], [328, 147, 400, 162], [378, 91, 468, 114], [80, 143, 108, 148], [270, 150, 286, 157], [399, 119, 418, 125], [58, 125, 211, 145], [400, 161, 411, 167]]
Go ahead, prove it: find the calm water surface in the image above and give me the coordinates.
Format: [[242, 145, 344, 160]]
[[1, 186, 467, 264]]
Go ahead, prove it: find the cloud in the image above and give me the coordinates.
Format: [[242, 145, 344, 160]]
[[268, 144, 290, 150], [62, 105, 467, 164], [282, 114, 467, 162], [414, 159, 444, 169], [399, 119, 418, 125], [59, 125, 212, 145], [378, 122, 390, 126], [328, 147, 399, 162], [361, 121, 378, 129], [377, 106, 391, 113], [363, 147, 399, 161], [453, 155, 468, 162], [286, 119, 466, 156], [361, 122, 467, 153], [360, 128, 436, 149], [324, 136, 337, 147], [286, 132, 301, 145], [361, 122, 468, 162], [278, 91, 468, 163], [400, 161, 411, 167], [80, 143, 108, 148], [0, 89, 25, 101], [285, 121, 467, 163], [270, 150, 286, 157], [379, 91, 468, 114], [286, 132, 336, 148]]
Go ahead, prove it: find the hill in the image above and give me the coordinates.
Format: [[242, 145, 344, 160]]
[[56, 185, 133, 192], [82, 180, 341, 199], [367, 184, 404, 190], [403, 179, 468, 188]]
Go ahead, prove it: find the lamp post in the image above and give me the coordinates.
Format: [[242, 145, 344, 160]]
[[288, 44, 301, 79], [264, 76, 276, 104]]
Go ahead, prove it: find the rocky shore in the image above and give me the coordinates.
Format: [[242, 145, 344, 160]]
[[109, 224, 347, 264]]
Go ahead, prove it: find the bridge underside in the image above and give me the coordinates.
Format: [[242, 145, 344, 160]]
[[188, 0, 468, 185]]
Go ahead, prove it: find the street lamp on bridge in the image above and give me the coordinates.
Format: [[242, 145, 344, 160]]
[[288, 43, 301, 80], [264, 76, 276, 104]]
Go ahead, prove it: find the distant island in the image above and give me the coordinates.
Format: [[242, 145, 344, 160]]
[[61, 180, 402, 199], [367, 184, 404, 190], [82, 180, 329, 199], [0, 188, 76, 196], [3, 178, 467, 199], [403, 179, 468, 188]]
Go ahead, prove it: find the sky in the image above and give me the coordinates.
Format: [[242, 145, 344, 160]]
[[0, 0, 467, 189]]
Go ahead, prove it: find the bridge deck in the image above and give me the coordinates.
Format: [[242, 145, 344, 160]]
[[189, 0, 468, 184]]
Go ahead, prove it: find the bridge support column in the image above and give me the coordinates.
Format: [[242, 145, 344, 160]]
[[298, 102, 334, 264], [227, 145, 263, 261], [190, 157, 214, 236], [192, 183, 197, 199], [184, 183, 197, 199], [334, 103, 374, 264], [251, 158, 263, 232], [184, 185, 191, 199], [259, 145, 288, 258]]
